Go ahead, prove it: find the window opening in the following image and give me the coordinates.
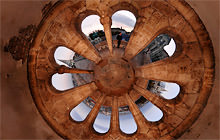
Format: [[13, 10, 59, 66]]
[[111, 10, 136, 48], [52, 72, 93, 91], [164, 38, 176, 56], [118, 105, 137, 134], [70, 97, 95, 122], [52, 46, 94, 90], [54, 46, 95, 70], [54, 46, 75, 67], [111, 10, 136, 33], [52, 73, 74, 91], [131, 34, 176, 66], [147, 80, 180, 100], [135, 96, 163, 122], [81, 15, 104, 38], [81, 15, 106, 51], [93, 106, 112, 133]]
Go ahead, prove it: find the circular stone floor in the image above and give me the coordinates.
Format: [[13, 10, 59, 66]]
[[94, 55, 134, 96]]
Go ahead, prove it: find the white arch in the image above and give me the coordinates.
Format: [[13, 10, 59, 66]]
[[54, 46, 75, 67], [70, 101, 92, 122], [112, 10, 136, 32], [164, 38, 176, 56], [93, 112, 111, 133], [81, 15, 104, 36], [139, 102, 163, 122], [160, 82, 180, 99], [119, 111, 137, 134], [51, 73, 74, 91]]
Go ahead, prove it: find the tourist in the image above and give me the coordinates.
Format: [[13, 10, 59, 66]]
[[116, 33, 122, 48]]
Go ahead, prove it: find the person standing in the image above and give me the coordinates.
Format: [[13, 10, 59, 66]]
[[116, 33, 122, 48]]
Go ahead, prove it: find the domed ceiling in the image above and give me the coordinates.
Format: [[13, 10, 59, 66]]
[[28, 0, 215, 139]]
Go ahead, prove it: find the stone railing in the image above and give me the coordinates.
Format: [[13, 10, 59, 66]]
[[94, 40, 128, 51]]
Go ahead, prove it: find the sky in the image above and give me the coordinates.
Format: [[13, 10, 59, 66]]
[[93, 112, 111, 133], [69, 100, 165, 134], [54, 46, 75, 66], [164, 38, 176, 56], [70, 101, 92, 122], [52, 11, 179, 134], [81, 10, 136, 36], [52, 47, 75, 91], [160, 82, 180, 99], [140, 102, 163, 122], [119, 112, 137, 134], [111, 10, 136, 32], [81, 15, 104, 36]]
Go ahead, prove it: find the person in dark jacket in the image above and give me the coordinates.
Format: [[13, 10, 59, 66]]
[[116, 33, 122, 48]]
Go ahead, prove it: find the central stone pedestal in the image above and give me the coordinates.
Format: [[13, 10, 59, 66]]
[[94, 57, 134, 96]]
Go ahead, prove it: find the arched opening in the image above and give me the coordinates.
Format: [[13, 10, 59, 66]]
[[54, 46, 75, 67], [52, 46, 94, 91], [54, 46, 94, 69], [164, 38, 176, 56], [111, 10, 136, 48], [51, 71, 93, 91], [111, 10, 136, 33], [147, 80, 180, 100], [118, 106, 137, 134], [81, 15, 104, 37], [131, 34, 176, 66], [70, 97, 95, 122], [135, 96, 163, 122], [51, 73, 74, 91], [93, 106, 111, 133], [81, 15, 106, 51]]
